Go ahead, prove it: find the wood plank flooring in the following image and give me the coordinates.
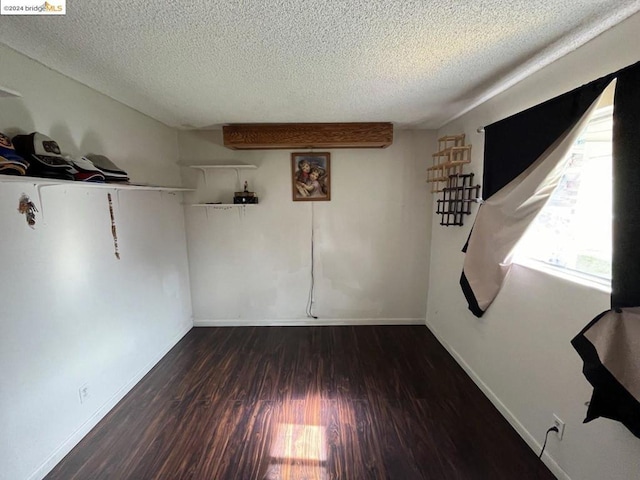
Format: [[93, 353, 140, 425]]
[[45, 326, 556, 480]]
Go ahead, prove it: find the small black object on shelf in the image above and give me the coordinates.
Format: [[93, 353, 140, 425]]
[[436, 173, 480, 226], [233, 181, 259, 204]]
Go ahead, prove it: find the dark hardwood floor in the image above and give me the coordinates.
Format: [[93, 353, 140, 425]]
[[45, 326, 555, 480]]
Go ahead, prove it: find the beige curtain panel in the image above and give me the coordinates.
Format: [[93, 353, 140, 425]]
[[461, 90, 607, 313]]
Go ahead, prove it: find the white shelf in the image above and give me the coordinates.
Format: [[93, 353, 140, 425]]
[[186, 164, 258, 207], [188, 164, 259, 204], [190, 203, 256, 207], [189, 164, 257, 172], [0, 174, 193, 192]]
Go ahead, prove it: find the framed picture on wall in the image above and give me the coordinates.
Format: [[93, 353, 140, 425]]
[[291, 152, 331, 201]]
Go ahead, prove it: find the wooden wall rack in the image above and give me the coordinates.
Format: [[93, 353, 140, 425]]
[[427, 134, 471, 193]]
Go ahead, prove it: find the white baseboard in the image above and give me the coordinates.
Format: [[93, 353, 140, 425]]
[[424, 319, 570, 480], [193, 317, 425, 327], [29, 323, 193, 480]]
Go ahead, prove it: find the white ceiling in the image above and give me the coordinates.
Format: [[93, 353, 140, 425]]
[[1, 1, 638, 129]]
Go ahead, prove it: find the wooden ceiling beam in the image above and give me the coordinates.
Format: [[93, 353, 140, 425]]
[[222, 122, 393, 149]]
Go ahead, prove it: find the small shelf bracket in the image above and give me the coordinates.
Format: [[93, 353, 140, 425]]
[[0, 85, 22, 98]]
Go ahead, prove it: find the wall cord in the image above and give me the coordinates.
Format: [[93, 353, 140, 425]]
[[538, 426, 558, 460], [537, 426, 558, 479], [306, 202, 318, 319]]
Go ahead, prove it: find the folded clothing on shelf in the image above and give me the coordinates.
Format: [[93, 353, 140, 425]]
[[0, 132, 29, 175], [85, 154, 129, 183], [12, 132, 76, 180]]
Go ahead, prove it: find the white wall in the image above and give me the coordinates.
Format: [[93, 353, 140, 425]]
[[426, 12, 640, 480], [0, 45, 192, 480], [179, 129, 434, 324]]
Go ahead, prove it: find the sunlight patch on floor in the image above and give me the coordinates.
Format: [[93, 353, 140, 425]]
[[270, 423, 327, 462], [266, 422, 329, 480], [265, 394, 333, 480]]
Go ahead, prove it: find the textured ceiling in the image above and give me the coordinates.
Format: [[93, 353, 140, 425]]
[[1, 0, 639, 129]]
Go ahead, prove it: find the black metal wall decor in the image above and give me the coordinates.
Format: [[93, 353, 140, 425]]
[[436, 173, 481, 226]]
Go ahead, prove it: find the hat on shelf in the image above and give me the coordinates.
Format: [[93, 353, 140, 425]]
[[64, 155, 106, 182], [12, 132, 76, 180], [0, 132, 29, 176], [84, 154, 129, 183]]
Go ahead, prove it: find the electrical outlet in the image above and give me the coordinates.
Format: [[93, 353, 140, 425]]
[[78, 384, 90, 404], [552, 414, 565, 440]]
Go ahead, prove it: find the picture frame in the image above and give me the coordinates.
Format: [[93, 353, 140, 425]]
[[291, 152, 331, 202]]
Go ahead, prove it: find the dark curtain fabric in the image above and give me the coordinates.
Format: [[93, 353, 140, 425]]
[[482, 77, 613, 200], [460, 99, 603, 317], [572, 308, 640, 438], [571, 60, 640, 437], [611, 62, 640, 309], [460, 77, 611, 317], [460, 58, 640, 437]]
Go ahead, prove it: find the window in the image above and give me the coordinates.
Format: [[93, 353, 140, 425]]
[[514, 104, 613, 285]]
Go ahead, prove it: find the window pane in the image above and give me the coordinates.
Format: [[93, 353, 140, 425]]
[[515, 105, 612, 282]]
